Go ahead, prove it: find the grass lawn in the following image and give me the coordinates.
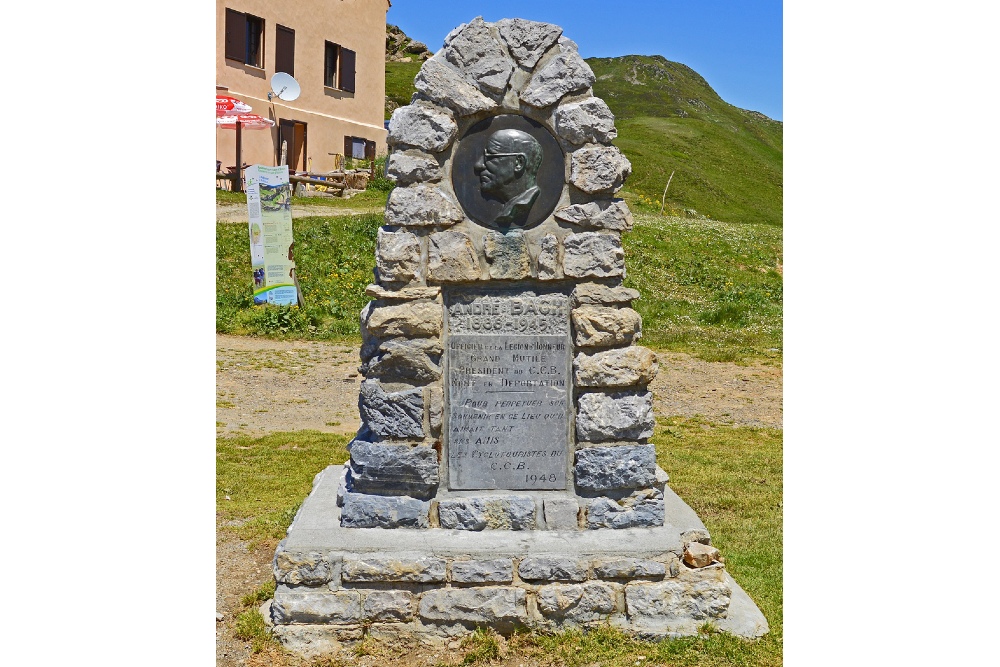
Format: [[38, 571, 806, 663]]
[[217, 416, 782, 665], [623, 205, 782, 364], [216, 212, 381, 339]]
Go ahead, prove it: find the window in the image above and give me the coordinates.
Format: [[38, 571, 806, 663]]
[[345, 136, 376, 161], [225, 9, 264, 68], [324, 42, 357, 92], [324, 42, 338, 88], [275, 25, 294, 76]]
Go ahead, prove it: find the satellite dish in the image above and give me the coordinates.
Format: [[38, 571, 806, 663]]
[[269, 72, 300, 101]]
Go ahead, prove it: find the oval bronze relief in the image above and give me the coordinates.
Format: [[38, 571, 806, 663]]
[[452, 115, 564, 231]]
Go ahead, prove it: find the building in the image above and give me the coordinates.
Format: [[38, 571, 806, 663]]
[[216, 0, 389, 174]]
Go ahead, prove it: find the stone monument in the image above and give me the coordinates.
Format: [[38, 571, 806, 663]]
[[269, 18, 768, 657]]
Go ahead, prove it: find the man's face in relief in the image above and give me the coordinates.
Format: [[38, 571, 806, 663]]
[[474, 134, 526, 198]]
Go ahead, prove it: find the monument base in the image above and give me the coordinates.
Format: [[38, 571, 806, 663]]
[[268, 464, 768, 658]]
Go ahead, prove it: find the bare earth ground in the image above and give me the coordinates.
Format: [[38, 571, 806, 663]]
[[215, 334, 782, 666]]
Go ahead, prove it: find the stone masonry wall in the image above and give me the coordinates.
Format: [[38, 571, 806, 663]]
[[343, 17, 663, 531]]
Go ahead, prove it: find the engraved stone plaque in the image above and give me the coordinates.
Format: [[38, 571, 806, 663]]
[[452, 115, 565, 231], [446, 290, 571, 490]]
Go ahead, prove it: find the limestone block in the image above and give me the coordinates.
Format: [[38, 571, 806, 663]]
[[366, 284, 442, 301], [570, 146, 632, 195], [364, 301, 443, 339], [683, 542, 722, 569], [363, 590, 416, 622], [536, 582, 617, 621], [587, 496, 665, 529], [558, 36, 579, 53], [574, 444, 657, 491], [428, 386, 443, 436], [385, 184, 465, 227], [496, 18, 562, 68], [543, 497, 579, 530], [271, 586, 361, 624], [362, 338, 443, 384], [594, 559, 667, 579], [554, 98, 618, 145], [571, 306, 642, 347], [419, 587, 527, 623], [273, 542, 333, 586], [571, 283, 640, 306], [574, 347, 658, 388], [437, 496, 536, 530], [272, 625, 363, 659], [386, 150, 442, 185], [576, 393, 655, 442], [625, 578, 732, 621], [563, 232, 625, 278], [358, 380, 424, 438], [415, 54, 497, 116], [359, 302, 380, 363], [521, 48, 596, 108], [537, 233, 563, 280], [484, 230, 531, 279], [342, 554, 447, 583], [339, 492, 430, 529], [518, 556, 589, 582], [348, 440, 438, 498], [554, 200, 633, 231], [443, 17, 514, 97], [387, 101, 457, 152], [427, 231, 481, 282], [450, 559, 515, 584], [375, 228, 422, 284]]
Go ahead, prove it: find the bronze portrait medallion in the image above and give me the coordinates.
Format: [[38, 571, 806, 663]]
[[452, 115, 564, 231]]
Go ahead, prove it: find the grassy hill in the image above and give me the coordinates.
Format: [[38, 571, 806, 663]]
[[589, 55, 782, 227], [384, 54, 782, 227]]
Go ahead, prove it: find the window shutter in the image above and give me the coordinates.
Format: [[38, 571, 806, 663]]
[[344, 136, 351, 160], [225, 9, 246, 61], [340, 48, 356, 92], [365, 140, 376, 162], [275, 25, 295, 77]]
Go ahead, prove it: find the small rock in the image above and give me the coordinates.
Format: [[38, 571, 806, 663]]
[[521, 48, 596, 108], [415, 54, 497, 116], [683, 542, 721, 568], [387, 101, 457, 152], [570, 145, 632, 195], [216, 612, 224, 622], [484, 230, 531, 280], [428, 231, 481, 282]]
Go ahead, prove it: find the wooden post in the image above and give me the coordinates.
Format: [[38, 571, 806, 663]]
[[660, 170, 675, 215], [234, 121, 243, 193]]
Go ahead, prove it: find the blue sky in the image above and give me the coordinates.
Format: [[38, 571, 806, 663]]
[[387, 0, 783, 121]]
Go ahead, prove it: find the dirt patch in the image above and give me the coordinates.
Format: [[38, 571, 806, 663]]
[[216, 527, 276, 667], [216, 335, 782, 439], [650, 351, 782, 429], [216, 335, 363, 437]]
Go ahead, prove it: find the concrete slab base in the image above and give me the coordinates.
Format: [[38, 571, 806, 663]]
[[268, 464, 769, 656]]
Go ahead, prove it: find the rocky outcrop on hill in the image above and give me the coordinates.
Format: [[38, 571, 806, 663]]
[[386, 24, 432, 62]]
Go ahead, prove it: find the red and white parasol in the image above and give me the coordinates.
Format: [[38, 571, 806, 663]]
[[216, 113, 274, 130], [216, 94, 252, 116], [217, 113, 275, 192]]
